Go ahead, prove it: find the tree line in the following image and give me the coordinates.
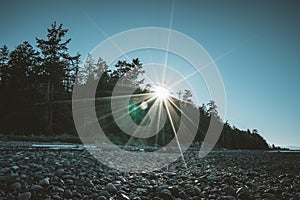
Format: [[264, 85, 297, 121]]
[[0, 22, 269, 150]]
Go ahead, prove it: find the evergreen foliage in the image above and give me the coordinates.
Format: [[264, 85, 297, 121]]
[[0, 22, 269, 150]]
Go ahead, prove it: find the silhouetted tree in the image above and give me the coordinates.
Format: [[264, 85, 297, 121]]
[[207, 100, 218, 116], [36, 22, 80, 133], [0, 22, 271, 150], [8, 41, 40, 94], [182, 89, 193, 102], [0, 45, 9, 88], [111, 58, 144, 86]]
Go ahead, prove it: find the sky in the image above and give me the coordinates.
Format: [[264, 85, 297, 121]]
[[1, 0, 299, 147]]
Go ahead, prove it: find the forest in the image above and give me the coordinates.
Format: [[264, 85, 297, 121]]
[[0, 22, 269, 150]]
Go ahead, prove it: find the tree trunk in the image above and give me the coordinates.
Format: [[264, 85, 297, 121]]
[[46, 78, 53, 134]]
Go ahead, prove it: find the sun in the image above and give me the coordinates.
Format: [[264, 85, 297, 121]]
[[153, 85, 170, 100]]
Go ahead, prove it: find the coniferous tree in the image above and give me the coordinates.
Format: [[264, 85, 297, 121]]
[[182, 89, 193, 102], [207, 100, 218, 116], [36, 22, 80, 96], [8, 41, 40, 95], [0, 45, 9, 88], [0, 22, 271, 149], [111, 58, 144, 86], [36, 22, 80, 133], [0, 42, 44, 133], [0, 45, 10, 122]]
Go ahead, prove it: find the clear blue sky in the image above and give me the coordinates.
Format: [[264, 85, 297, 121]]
[[1, 0, 299, 147]]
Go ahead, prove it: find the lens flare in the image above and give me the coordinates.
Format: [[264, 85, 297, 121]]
[[153, 85, 170, 100], [139, 101, 148, 110]]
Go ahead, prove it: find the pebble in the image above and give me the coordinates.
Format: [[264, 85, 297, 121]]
[[193, 186, 204, 197], [223, 185, 236, 196], [106, 183, 117, 193], [236, 187, 252, 200], [11, 165, 19, 171], [98, 196, 107, 200], [11, 182, 21, 191], [39, 177, 50, 186], [117, 193, 130, 200], [222, 195, 236, 200], [56, 168, 65, 176], [263, 193, 276, 200], [17, 192, 31, 200], [158, 189, 173, 200], [156, 184, 170, 193], [0, 145, 299, 199], [63, 189, 73, 198], [31, 184, 44, 191]]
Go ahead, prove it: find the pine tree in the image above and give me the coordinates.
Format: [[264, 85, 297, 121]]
[[36, 22, 80, 133], [207, 100, 218, 116], [0, 45, 9, 88], [111, 58, 144, 86], [8, 41, 40, 94], [182, 89, 193, 102]]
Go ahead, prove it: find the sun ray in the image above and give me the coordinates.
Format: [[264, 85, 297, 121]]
[[152, 85, 170, 100], [125, 98, 160, 147], [73, 93, 155, 131], [163, 99, 188, 169], [155, 99, 164, 146], [168, 35, 260, 90], [84, 14, 157, 86], [167, 97, 199, 129], [98, 95, 157, 124]]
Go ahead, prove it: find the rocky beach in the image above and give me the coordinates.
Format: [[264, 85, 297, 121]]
[[0, 142, 299, 200]]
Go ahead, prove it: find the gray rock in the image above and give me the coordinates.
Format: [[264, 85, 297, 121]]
[[88, 193, 99, 199], [280, 177, 291, 184], [11, 165, 19, 171], [236, 187, 251, 200], [178, 190, 187, 199], [117, 193, 130, 200], [65, 179, 74, 184], [56, 169, 65, 176], [74, 179, 86, 186], [222, 195, 236, 200], [83, 189, 92, 195], [167, 186, 179, 197], [207, 174, 218, 181], [99, 190, 110, 198], [31, 184, 44, 191], [137, 188, 147, 195], [224, 186, 236, 196], [156, 185, 170, 193], [194, 186, 204, 197], [185, 184, 195, 196], [52, 194, 62, 200], [106, 183, 117, 193], [263, 193, 276, 200], [132, 197, 142, 200], [223, 177, 235, 184], [7, 193, 15, 200], [39, 177, 50, 186], [17, 192, 31, 200], [11, 182, 21, 191], [63, 189, 73, 198], [282, 192, 293, 198], [159, 189, 173, 200], [55, 186, 64, 193]]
